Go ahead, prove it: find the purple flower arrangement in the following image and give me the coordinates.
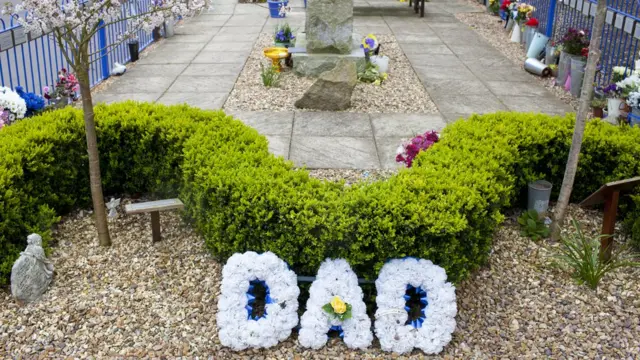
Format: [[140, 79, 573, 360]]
[[559, 28, 590, 56], [601, 83, 622, 99], [396, 130, 440, 168], [274, 23, 295, 44]]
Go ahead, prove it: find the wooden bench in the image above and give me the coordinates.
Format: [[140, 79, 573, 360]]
[[124, 199, 184, 243]]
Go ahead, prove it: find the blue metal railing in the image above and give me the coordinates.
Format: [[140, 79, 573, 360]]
[[528, 0, 640, 86], [0, 0, 155, 97]]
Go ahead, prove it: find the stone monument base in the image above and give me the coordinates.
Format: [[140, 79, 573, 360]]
[[292, 33, 366, 77]]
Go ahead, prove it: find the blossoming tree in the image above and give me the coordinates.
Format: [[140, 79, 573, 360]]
[[2, 0, 207, 246]]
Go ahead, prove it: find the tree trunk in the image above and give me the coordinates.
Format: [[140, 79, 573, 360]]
[[552, 0, 608, 240], [77, 67, 111, 246]]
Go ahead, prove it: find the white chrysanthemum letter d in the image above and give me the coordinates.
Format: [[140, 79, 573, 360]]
[[217, 252, 300, 350], [374, 258, 457, 354], [298, 259, 373, 350]]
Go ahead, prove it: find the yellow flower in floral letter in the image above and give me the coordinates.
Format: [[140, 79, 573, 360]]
[[330, 296, 347, 314]]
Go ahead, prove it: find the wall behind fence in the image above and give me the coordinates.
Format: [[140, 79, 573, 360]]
[[0, 0, 155, 97]]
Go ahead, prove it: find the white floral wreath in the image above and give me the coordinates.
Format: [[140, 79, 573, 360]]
[[374, 258, 457, 354], [298, 259, 373, 350], [216, 251, 300, 350]]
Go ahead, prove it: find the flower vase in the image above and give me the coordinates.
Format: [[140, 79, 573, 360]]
[[570, 57, 586, 97], [510, 24, 521, 43], [527, 32, 549, 59], [545, 44, 558, 66], [592, 107, 604, 118], [556, 51, 580, 87], [564, 73, 571, 92], [607, 98, 623, 123], [524, 26, 536, 50], [505, 17, 515, 32], [51, 96, 69, 109]]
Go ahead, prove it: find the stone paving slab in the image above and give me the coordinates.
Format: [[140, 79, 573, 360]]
[[290, 136, 380, 169], [293, 112, 372, 137]]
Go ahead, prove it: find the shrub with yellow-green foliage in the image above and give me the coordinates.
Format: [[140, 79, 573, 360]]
[[1, 105, 639, 286]]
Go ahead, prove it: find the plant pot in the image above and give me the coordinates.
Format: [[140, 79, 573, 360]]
[[164, 19, 175, 38], [370, 55, 390, 74], [630, 110, 640, 127], [524, 26, 536, 51], [592, 107, 604, 118], [274, 41, 291, 48], [128, 41, 140, 62], [50, 96, 69, 109], [527, 32, 549, 59], [528, 180, 552, 215], [556, 51, 581, 87], [607, 98, 623, 124], [268, 0, 288, 18], [510, 24, 521, 43], [570, 57, 586, 97], [551, 68, 558, 77], [545, 44, 558, 66]]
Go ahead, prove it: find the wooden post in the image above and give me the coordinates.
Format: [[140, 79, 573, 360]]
[[151, 211, 161, 243], [600, 190, 620, 262]]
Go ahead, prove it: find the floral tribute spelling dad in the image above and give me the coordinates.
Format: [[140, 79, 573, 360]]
[[216, 252, 457, 355]]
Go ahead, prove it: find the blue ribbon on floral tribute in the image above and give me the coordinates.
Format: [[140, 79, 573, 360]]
[[329, 325, 344, 338], [246, 280, 273, 320], [404, 284, 428, 329]]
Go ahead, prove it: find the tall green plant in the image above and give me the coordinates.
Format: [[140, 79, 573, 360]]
[[552, 218, 640, 289], [260, 64, 281, 87]]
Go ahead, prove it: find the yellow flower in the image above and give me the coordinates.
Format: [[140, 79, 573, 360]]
[[382, 73, 388, 80], [330, 296, 347, 314]]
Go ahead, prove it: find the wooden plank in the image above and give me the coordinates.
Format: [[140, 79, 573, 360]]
[[600, 190, 620, 261], [12, 28, 27, 46], [151, 211, 162, 243], [124, 198, 184, 214], [579, 176, 640, 207]]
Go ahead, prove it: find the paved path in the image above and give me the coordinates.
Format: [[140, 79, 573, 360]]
[[95, 0, 573, 169]]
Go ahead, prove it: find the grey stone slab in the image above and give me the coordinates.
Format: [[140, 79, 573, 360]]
[[394, 34, 444, 44], [190, 14, 231, 23], [93, 92, 163, 104], [460, 56, 513, 68], [208, 5, 236, 14], [498, 95, 574, 114], [233, 4, 271, 14], [423, 78, 491, 96], [408, 54, 463, 67], [389, 25, 436, 35], [211, 0, 238, 4], [353, 17, 387, 27], [203, 41, 255, 52], [224, 15, 268, 27], [375, 136, 405, 169], [229, 111, 294, 135], [413, 64, 475, 81], [431, 94, 508, 114], [265, 135, 291, 159], [167, 75, 237, 93], [485, 81, 551, 97], [370, 113, 446, 137], [446, 44, 500, 58], [137, 43, 204, 64], [192, 50, 250, 64], [164, 34, 215, 43], [210, 34, 260, 43], [438, 33, 486, 45], [467, 65, 532, 82], [441, 113, 473, 123], [101, 76, 177, 94], [354, 25, 393, 35], [290, 136, 380, 169], [175, 24, 221, 35], [156, 92, 228, 109], [400, 43, 453, 55], [293, 112, 372, 137], [217, 26, 263, 36], [124, 64, 188, 78], [182, 63, 245, 76]]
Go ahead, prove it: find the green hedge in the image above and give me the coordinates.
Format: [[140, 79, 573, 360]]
[[1, 104, 639, 285]]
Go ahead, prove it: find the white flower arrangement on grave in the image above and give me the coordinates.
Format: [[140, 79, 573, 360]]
[[298, 259, 373, 350], [0, 86, 27, 123], [217, 251, 300, 350], [374, 257, 457, 355]]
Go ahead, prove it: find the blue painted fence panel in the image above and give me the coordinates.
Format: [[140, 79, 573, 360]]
[[0, 0, 155, 97]]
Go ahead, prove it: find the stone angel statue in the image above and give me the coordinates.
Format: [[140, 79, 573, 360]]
[[11, 234, 54, 304]]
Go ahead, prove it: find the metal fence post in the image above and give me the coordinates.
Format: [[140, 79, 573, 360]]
[[546, 0, 557, 38], [97, 21, 109, 81]]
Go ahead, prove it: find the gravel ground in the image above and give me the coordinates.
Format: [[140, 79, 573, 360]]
[[224, 33, 438, 113], [455, 3, 580, 112], [307, 168, 397, 185], [1, 201, 638, 358]]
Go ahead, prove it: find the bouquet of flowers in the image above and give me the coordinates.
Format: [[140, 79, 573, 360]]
[[274, 23, 295, 44], [0, 86, 27, 128], [395, 130, 439, 168], [361, 34, 379, 55], [15, 86, 45, 117], [525, 17, 539, 27], [601, 83, 622, 99], [499, 0, 511, 12], [44, 68, 80, 103], [489, 0, 500, 14], [612, 66, 632, 82], [559, 28, 590, 56], [515, 3, 535, 22], [616, 73, 640, 97]]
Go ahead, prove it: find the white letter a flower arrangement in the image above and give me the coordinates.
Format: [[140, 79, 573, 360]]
[[217, 254, 457, 354]]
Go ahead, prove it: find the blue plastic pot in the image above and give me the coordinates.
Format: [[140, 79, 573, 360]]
[[268, 0, 288, 18], [629, 112, 640, 127]]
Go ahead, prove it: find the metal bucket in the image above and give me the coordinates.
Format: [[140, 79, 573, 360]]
[[545, 44, 557, 65], [570, 58, 586, 97], [524, 58, 550, 77], [524, 26, 536, 51], [528, 180, 553, 215], [164, 19, 175, 38]]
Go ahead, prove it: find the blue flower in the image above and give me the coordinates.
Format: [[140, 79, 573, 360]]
[[15, 86, 45, 116]]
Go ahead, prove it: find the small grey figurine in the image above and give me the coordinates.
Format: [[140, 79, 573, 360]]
[[10, 234, 54, 304]]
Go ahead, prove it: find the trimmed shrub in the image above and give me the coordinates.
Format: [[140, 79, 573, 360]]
[[1, 105, 640, 286]]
